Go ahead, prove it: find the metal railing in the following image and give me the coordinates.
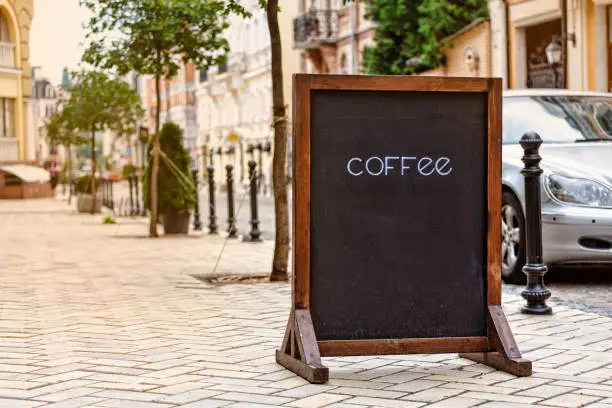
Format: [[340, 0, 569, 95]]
[[293, 10, 338, 48], [0, 42, 15, 68]]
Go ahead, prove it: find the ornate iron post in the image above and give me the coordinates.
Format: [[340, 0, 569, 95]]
[[192, 169, 202, 231], [128, 173, 135, 216], [134, 173, 141, 216], [247, 161, 262, 242], [207, 166, 218, 234], [520, 132, 552, 315], [226, 164, 238, 238], [109, 179, 114, 211]]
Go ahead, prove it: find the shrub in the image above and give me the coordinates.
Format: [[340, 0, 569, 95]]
[[122, 163, 136, 180], [102, 215, 116, 224], [75, 174, 99, 194], [143, 122, 196, 215]]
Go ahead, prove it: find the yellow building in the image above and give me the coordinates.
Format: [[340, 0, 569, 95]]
[[501, 0, 612, 91], [419, 19, 493, 78], [0, 0, 33, 164]]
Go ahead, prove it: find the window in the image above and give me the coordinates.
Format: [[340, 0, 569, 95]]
[[199, 70, 208, 83], [218, 63, 228, 74], [0, 98, 14, 138], [133, 75, 140, 93], [0, 12, 9, 42]]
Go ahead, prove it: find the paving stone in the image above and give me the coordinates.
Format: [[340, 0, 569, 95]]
[[212, 391, 292, 405], [536, 393, 602, 407], [400, 386, 463, 402], [177, 400, 231, 408], [0, 198, 611, 408], [285, 393, 351, 407], [35, 386, 101, 402], [341, 396, 425, 407], [517, 384, 576, 398], [424, 397, 484, 408], [0, 399, 45, 407], [385, 379, 444, 393], [458, 391, 541, 404]]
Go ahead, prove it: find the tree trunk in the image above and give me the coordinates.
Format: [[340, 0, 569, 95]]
[[149, 74, 162, 237], [67, 144, 73, 205], [90, 129, 97, 214], [266, 0, 290, 282]]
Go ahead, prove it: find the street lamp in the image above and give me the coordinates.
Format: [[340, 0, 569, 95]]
[[545, 39, 562, 89]]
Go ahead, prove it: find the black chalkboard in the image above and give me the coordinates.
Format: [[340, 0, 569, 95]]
[[309, 90, 488, 341]]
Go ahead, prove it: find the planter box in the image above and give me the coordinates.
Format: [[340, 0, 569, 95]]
[[77, 194, 102, 213], [162, 212, 190, 234]]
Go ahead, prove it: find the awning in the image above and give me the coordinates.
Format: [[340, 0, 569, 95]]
[[0, 164, 50, 183]]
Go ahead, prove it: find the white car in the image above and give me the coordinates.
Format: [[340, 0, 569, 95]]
[[501, 89, 612, 283]]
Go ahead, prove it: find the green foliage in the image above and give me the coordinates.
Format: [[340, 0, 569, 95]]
[[361, 0, 488, 74], [102, 215, 117, 224], [142, 122, 196, 215], [67, 71, 143, 136], [75, 174, 99, 194], [44, 103, 88, 149], [122, 163, 136, 180], [80, 0, 250, 81]]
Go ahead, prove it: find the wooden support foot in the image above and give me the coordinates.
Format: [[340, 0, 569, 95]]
[[460, 305, 532, 377], [275, 309, 329, 384]]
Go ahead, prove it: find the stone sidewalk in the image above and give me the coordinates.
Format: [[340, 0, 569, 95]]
[[0, 198, 610, 408]]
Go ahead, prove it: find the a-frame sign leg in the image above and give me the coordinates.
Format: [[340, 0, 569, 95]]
[[460, 305, 532, 377], [276, 309, 329, 384]]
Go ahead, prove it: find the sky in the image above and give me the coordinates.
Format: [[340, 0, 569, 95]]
[[30, 0, 92, 86]]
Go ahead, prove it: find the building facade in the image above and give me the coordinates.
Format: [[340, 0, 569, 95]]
[[145, 64, 198, 163], [294, 0, 376, 74], [32, 76, 58, 161], [491, 0, 612, 91], [0, 0, 33, 164], [195, 0, 299, 190]]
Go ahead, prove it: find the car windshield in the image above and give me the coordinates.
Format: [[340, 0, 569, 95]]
[[502, 95, 612, 144]]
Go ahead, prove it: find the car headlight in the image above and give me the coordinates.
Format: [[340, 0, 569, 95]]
[[546, 174, 612, 208]]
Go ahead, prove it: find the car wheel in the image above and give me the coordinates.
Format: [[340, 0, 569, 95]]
[[501, 191, 526, 284]]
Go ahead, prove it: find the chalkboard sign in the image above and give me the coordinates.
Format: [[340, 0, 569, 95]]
[[277, 75, 531, 384]]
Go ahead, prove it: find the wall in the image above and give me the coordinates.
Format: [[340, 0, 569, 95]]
[[0, 0, 33, 162], [419, 20, 491, 78]]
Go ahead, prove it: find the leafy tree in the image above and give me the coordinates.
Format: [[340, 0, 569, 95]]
[[417, 0, 488, 68], [258, 0, 289, 281], [66, 70, 143, 213], [362, 0, 424, 75], [361, 0, 488, 74], [45, 103, 87, 204], [109, 80, 145, 166], [81, 0, 249, 237]]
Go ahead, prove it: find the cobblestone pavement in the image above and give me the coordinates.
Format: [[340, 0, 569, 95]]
[[0, 198, 611, 408]]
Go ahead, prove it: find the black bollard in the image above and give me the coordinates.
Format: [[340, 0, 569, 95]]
[[128, 173, 135, 216], [109, 179, 114, 211], [520, 132, 552, 315], [226, 164, 238, 238], [192, 169, 203, 231], [103, 179, 108, 208], [134, 173, 141, 216], [207, 166, 218, 234], [246, 161, 262, 242]]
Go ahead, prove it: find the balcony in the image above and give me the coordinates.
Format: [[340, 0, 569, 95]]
[[0, 42, 15, 68], [293, 10, 338, 49], [246, 48, 271, 73]]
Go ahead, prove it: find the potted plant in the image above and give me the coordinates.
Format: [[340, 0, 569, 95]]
[[143, 122, 195, 234], [75, 174, 102, 213]]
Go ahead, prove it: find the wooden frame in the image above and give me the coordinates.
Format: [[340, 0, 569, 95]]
[[277, 74, 531, 383]]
